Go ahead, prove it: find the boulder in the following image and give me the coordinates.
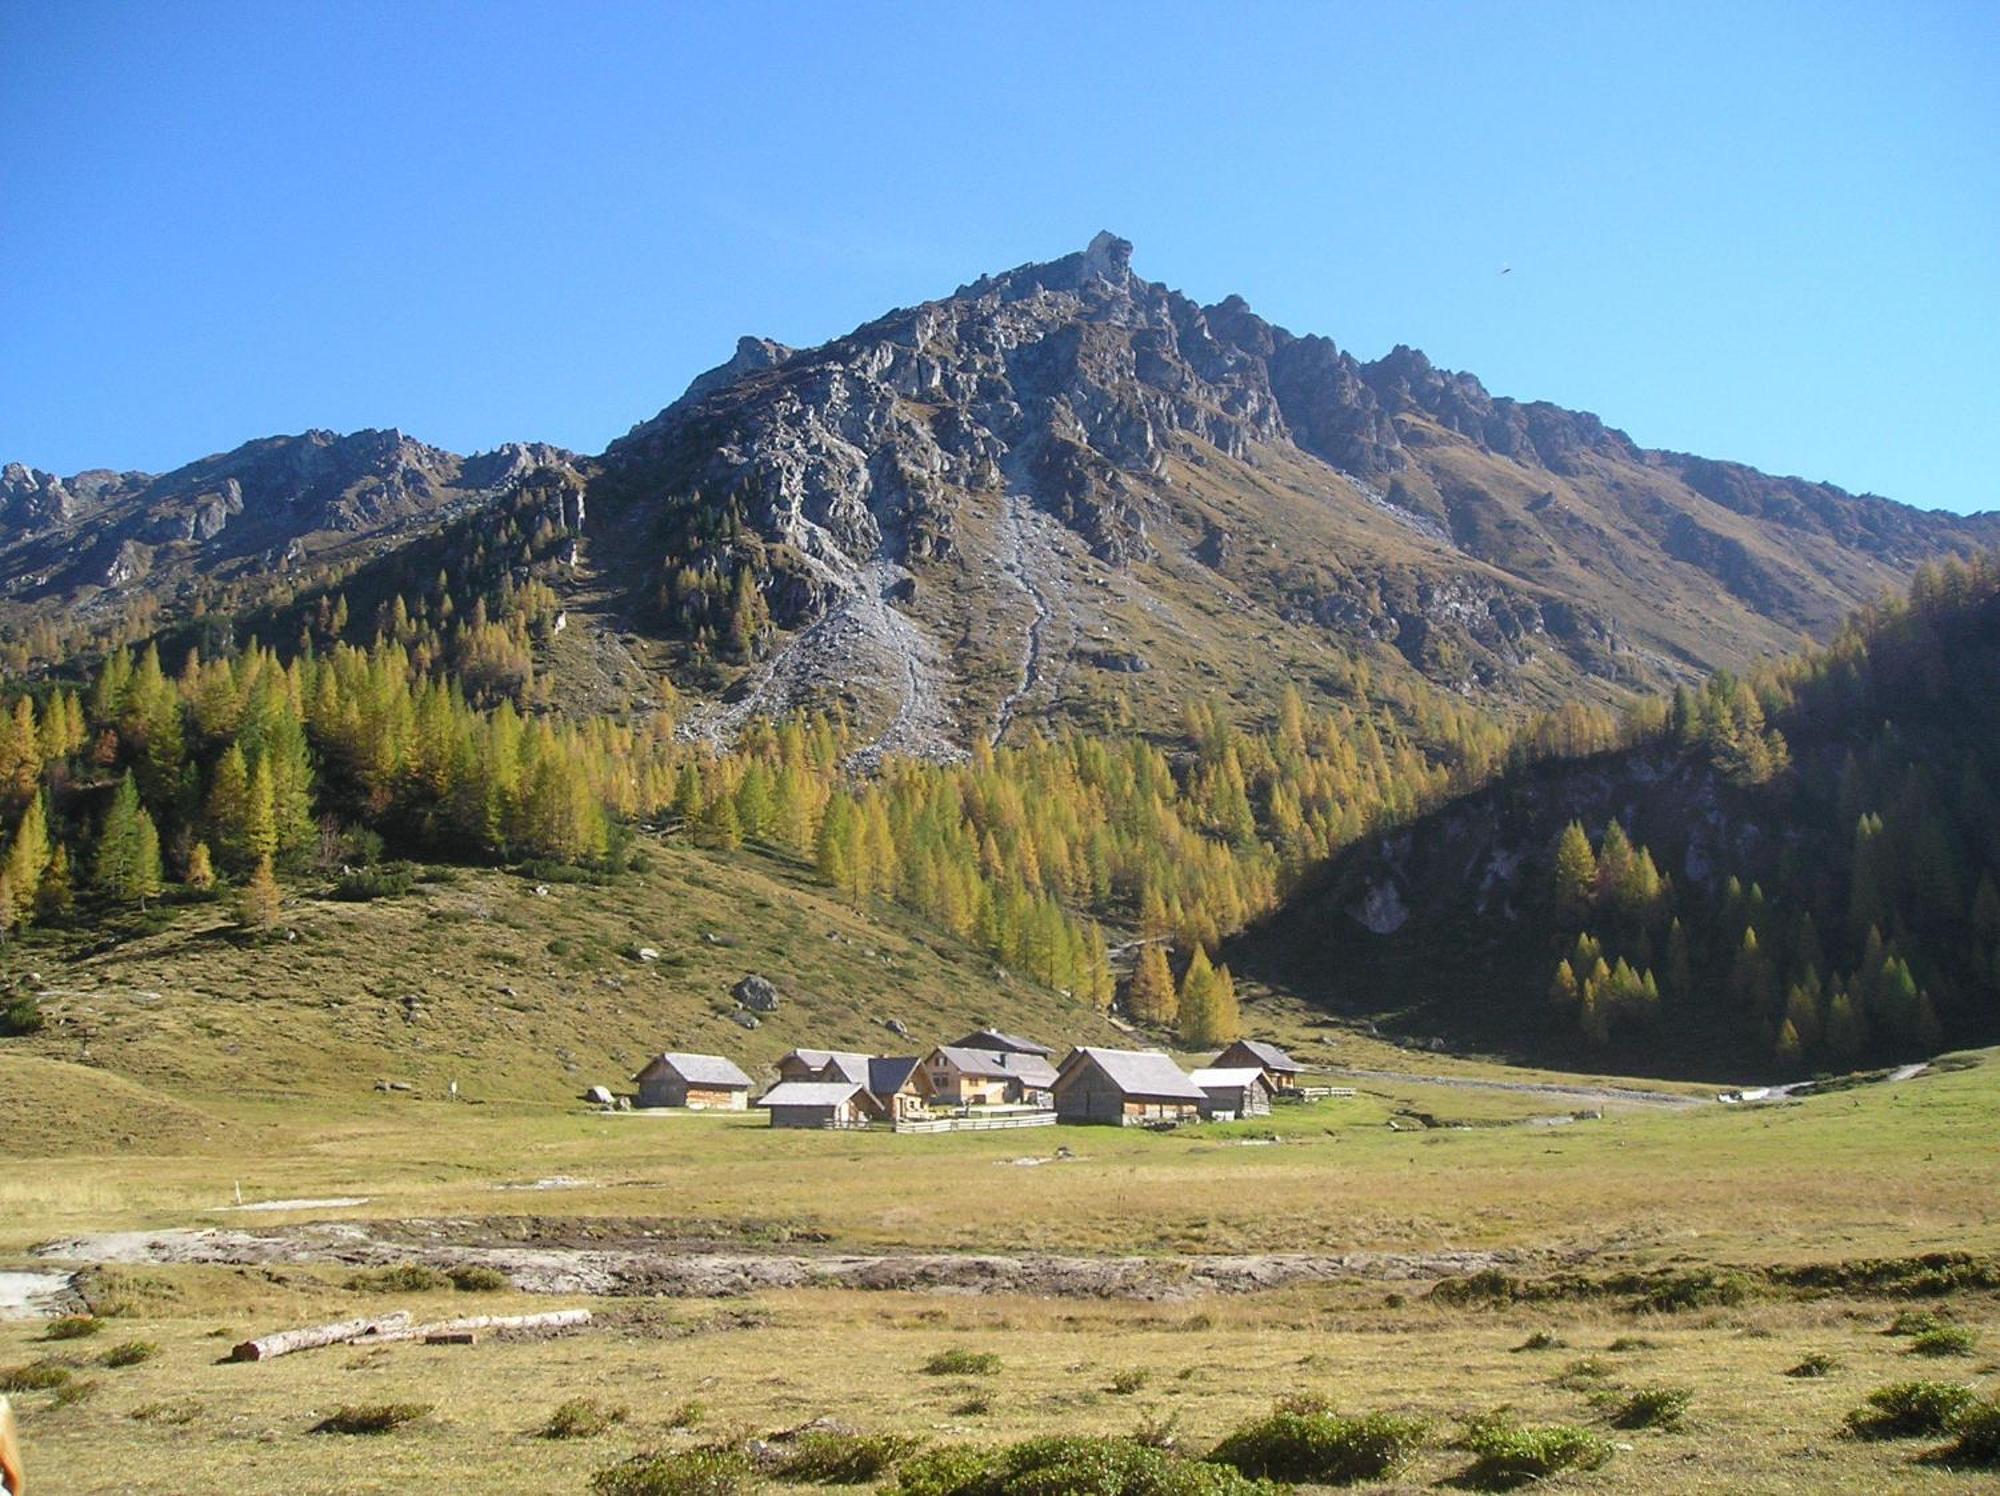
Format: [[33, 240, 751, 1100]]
[[583, 1085, 614, 1106], [733, 974, 781, 1012], [884, 1017, 910, 1039], [730, 1011, 762, 1031]]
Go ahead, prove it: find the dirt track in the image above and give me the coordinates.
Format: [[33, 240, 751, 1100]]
[[35, 1219, 1538, 1301]]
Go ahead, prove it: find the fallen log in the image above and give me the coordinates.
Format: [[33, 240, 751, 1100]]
[[365, 1309, 592, 1345], [230, 1310, 413, 1362], [423, 1331, 477, 1345]]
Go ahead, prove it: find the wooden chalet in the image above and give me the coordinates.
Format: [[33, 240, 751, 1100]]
[[1212, 1039, 1305, 1092], [1187, 1066, 1274, 1120], [866, 1056, 926, 1121], [947, 1028, 1055, 1059], [916, 1045, 1059, 1108], [632, 1052, 754, 1110], [1051, 1047, 1207, 1126], [776, 1049, 873, 1087], [757, 1080, 869, 1129]]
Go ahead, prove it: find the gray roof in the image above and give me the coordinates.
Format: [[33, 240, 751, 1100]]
[[1221, 1039, 1302, 1073], [786, 1049, 872, 1085], [950, 1028, 1055, 1058], [634, 1051, 753, 1088], [1062, 1047, 1206, 1101], [1188, 1067, 1271, 1092], [933, 1046, 1058, 1087], [868, 1056, 922, 1096], [757, 1080, 865, 1108]]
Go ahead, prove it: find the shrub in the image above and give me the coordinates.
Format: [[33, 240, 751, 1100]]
[[345, 1263, 450, 1293], [1512, 1331, 1564, 1352], [1612, 1385, 1693, 1430], [100, 1340, 160, 1368], [544, 1397, 628, 1439], [1846, 1381, 1980, 1439], [1108, 1368, 1152, 1394], [923, 1348, 1002, 1376], [0, 993, 44, 1036], [666, 1399, 707, 1429], [0, 1360, 71, 1392], [1936, 1399, 2000, 1467], [1552, 1357, 1611, 1390], [590, 1447, 757, 1496], [1786, 1353, 1839, 1378], [1606, 1336, 1657, 1352], [1641, 1269, 1752, 1313], [952, 1393, 993, 1416], [129, 1399, 202, 1425], [1910, 1325, 1978, 1357], [311, 1402, 433, 1435], [1208, 1407, 1430, 1483], [52, 1378, 100, 1408], [331, 864, 416, 901], [1888, 1309, 1953, 1336], [1458, 1417, 1612, 1490], [889, 1437, 1281, 1495], [448, 1264, 509, 1292], [770, 1431, 924, 1482], [43, 1314, 103, 1341]]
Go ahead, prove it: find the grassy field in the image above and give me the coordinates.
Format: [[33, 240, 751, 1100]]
[[3, 851, 1997, 1490]]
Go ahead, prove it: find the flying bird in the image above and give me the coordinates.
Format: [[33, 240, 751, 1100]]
[[1500, 266, 1512, 275]]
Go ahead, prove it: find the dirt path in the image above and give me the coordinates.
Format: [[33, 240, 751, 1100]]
[[1329, 1067, 1709, 1110], [34, 1222, 1539, 1302]]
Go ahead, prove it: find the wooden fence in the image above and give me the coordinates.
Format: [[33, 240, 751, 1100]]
[[891, 1111, 1058, 1134]]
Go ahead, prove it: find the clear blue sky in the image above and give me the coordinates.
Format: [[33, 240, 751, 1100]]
[[3, 1, 1995, 512]]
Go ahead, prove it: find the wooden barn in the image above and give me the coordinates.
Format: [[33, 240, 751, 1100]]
[[632, 1052, 754, 1110], [1213, 1039, 1305, 1092], [1187, 1066, 1274, 1120], [1051, 1047, 1206, 1126], [947, 1028, 1055, 1059], [757, 1080, 869, 1129], [916, 1045, 1059, 1108], [776, 1049, 872, 1087]]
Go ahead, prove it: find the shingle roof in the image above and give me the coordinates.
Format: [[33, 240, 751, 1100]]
[[950, 1028, 1055, 1058], [1188, 1067, 1270, 1090], [1064, 1047, 1206, 1101], [756, 1080, 865, 1108], [635, 1052, 754, 1088], [868, 1056, 922, 1097], [1223, 1039, 1302, 1073], [933, 1046, 1058, 1088], [787, 1049, 873, 1085]]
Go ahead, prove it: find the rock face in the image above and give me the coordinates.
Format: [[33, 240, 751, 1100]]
[[590, 233, 2000, 739], [0, 429, 582, 610]]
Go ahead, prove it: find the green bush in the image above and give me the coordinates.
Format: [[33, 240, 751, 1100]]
[[1845, 1381, 1980, 1439], [1209, 1407, 1429, 1484], [1785, 1352, 1839, 1378], [1936, 1399, 2000, 1467], [0, 1359, 72, 1392], [770, 1430, 924, 1482], [1640, 1269, 1752, 1313], [52, 1378, 100, 1408], [100, 1339, 160, 1368], [923, 1348, 1002, 1376], [1910, 1325, 1978, 1357], [312, 1402, 433, 1435], [666, 1399, 707, 1429], [1611, 1385, 1693, 1430], [128, 1399, 203, 1425], [1457, 1416, 1612, 1491], [448, 1264, 509, 1292], [331, 864, 416, 901], [44, 1314, 103, 1341], [1511, 1330, 1564, 1352], [1552, 1356, 1611, 1390], [0, 993, 44, 1036], [1108, 1368, 1152, 1394], [1887, 1309, 1953, 1336], [544, 1397, 628, 1439], [889, 1445, 997, 1496], [888, 1437, 1281, 1495], [345, 1263, 451, 1293], [590, 1447, 757, 1496], [1606, 1336, 1657, 1352]]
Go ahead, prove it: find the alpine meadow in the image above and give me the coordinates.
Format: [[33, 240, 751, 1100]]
[[3, 7, 1999, 1492]]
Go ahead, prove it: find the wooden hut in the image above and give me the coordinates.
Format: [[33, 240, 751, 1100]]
[[632, 1052, 754, 1110], [947, 1028, 1055, 1059], [1212, 1039, 1305, 1092], [1187, 1066, 1274, 1120], [916, 1046, 1059, 1108], [757, 1080, 869, 1129], [1051, 1047, 1206, 1126], [776, 1049, 872, 1086], [865, 1056, 926, 1121]]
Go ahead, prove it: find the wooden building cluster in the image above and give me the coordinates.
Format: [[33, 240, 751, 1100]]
[[625, 1028, 1308, 1129]]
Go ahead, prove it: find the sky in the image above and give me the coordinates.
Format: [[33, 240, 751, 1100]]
[[2, 2, 1995, 513]]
